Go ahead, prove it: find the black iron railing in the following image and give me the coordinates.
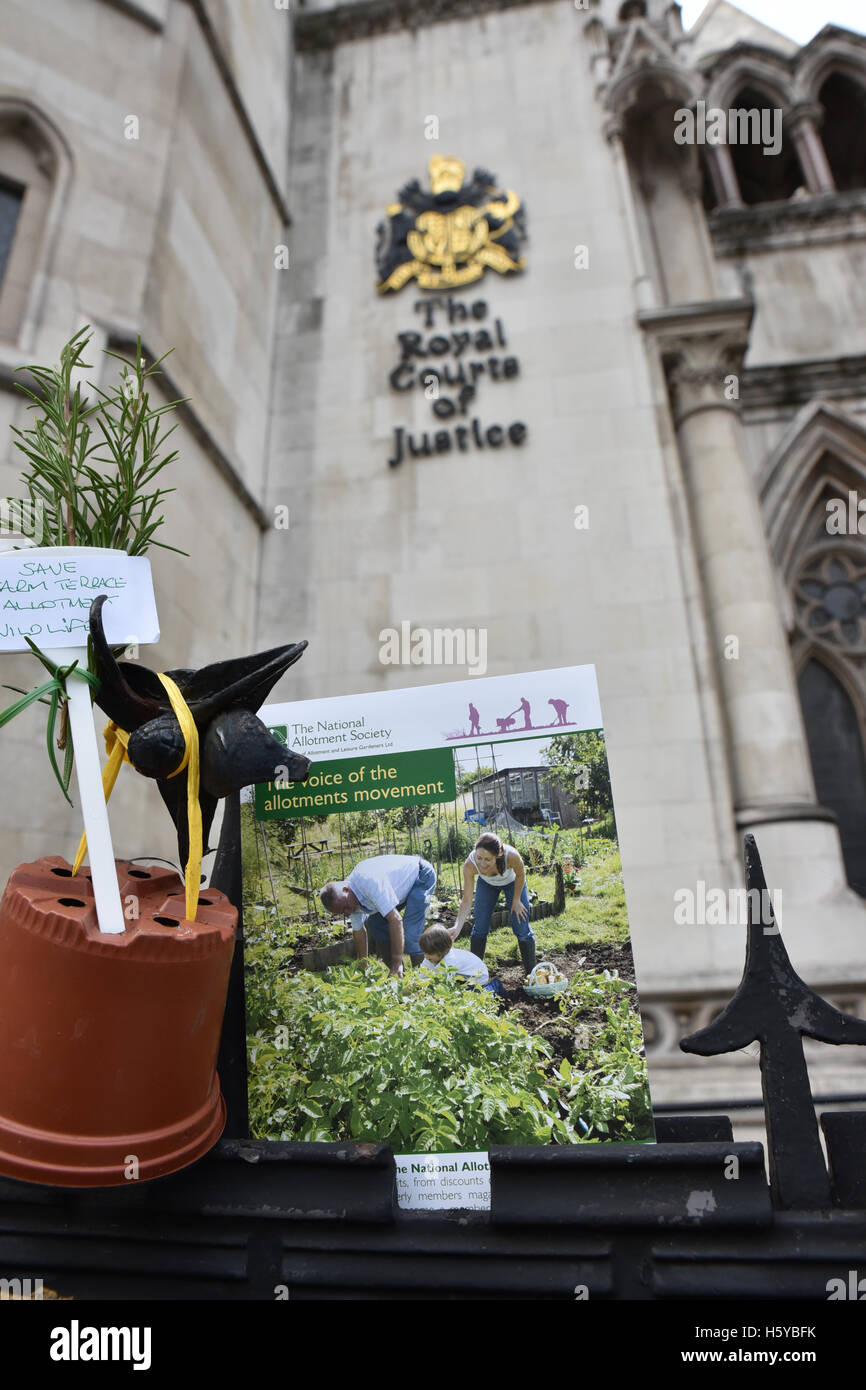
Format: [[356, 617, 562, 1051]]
[[0, 815, 863, 1299]]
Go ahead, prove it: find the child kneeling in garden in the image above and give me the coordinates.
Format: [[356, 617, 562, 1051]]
[[418, 926, 504, 996]]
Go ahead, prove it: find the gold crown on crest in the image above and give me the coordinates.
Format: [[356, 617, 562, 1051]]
[[429, 155, 466, 194]]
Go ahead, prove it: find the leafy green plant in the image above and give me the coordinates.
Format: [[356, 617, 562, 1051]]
[[554, 968, 654, 1142], [543, 729, 615, 828], [457, 765, 493, 794], [245, 905, 654, 1148], [11, 325, 187, 556], [561, 855, 581, 897], [438, 821, 475, 863], [0, 642, 98, 804], [0, 326, 187, 800], [247, 958, 579, 1149]]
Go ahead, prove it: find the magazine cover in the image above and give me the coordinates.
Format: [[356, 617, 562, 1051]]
[[241, 665, 653, 1208]]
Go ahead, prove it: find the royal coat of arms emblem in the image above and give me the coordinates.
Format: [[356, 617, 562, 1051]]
[[376, 155, 527, 294]]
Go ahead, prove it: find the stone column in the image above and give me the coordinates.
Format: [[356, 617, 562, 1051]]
[[639, 300, 818, 824], [583, 15, 611, 95], [705, 144, 743, 209], [604, 116, 656, 310], [787, 103, 836, 195]]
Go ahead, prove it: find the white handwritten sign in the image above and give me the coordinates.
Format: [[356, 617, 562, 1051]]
[[0, 547, 160, 935], [0, 548, 159, 651]]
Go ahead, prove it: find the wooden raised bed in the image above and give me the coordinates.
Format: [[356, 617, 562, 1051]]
[[300, 934, 390, 972]]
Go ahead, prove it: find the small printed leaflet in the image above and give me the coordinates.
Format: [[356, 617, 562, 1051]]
[[395, 1152, 491, 1211]]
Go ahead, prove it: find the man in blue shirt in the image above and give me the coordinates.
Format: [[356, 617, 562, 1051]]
[[320, 854, 437, 976]]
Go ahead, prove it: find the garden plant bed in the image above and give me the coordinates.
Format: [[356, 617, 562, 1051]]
[[242, 792, 651, 1147], [493, 940, 638, 1068]]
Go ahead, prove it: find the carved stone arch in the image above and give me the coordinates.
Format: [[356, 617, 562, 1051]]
[[698, 50, 805, 205], [0, 91, 73, 349], [775, 458, 866, 596], [795, 29, 866, 106], [703, 46, 796, 115], [760, 402, 866, 585], [765, 404, 866, 897], [603, 18, 700, 122], [612, 57, 716, 300], [613, 60, 704, 200], [794, 36, 866, 194]]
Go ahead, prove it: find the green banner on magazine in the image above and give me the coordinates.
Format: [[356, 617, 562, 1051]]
[[255, 744, 456, 819]]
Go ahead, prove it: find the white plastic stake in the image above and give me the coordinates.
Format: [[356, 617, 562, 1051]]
[[54, 646, 125, 935], [0, 548, 159, 935]]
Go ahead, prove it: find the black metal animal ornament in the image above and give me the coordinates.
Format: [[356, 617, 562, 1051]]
[[88, 595, 312, 865]]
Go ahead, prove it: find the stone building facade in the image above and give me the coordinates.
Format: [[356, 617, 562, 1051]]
[[1, 0, 866, 1130], [0, 0, 291, 871]]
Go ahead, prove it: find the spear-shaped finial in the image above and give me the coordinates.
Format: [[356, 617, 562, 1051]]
[[681, 834, 866, 1209]]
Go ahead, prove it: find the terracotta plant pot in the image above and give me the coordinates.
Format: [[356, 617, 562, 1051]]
[[0, 856, 236, 1187]]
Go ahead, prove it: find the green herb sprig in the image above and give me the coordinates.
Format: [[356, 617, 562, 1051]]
[[0, 326, 188, 800], [11, 325, 189, 556]]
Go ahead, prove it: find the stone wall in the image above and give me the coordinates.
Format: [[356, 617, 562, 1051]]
[[0, 0, 289, 881], [261, 0, 739, 996]]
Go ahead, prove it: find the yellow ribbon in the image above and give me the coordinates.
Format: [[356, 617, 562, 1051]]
[[72, 673, 202, 923]]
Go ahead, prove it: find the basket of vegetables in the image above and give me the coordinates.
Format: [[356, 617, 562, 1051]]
[[523, 961, 568, 998]]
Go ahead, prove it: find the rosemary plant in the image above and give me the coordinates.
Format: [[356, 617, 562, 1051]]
[[0, 327, 188, 800], [11, 325, 188, 555]]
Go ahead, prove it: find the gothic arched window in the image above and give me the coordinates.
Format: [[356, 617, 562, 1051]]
[[792, 539, 866, 899], [0, 175, 24, 288], [0, 104, 68, 346], [798, 657, 866, 897], [764, 424, 866, 899], [727, 85, 805, 205], [796, 553, 866, 647], [817, 72, 866, 193]]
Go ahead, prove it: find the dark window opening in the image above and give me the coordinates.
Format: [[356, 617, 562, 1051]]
[[818, 72, 866, 192], [701, 150, 720, 213], [728, 86, 804, 205], [0, 176, 24, 288], [799, 658, 866, 897]]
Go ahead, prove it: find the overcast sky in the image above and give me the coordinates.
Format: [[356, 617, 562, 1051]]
[[680, 0, 866, 44]]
